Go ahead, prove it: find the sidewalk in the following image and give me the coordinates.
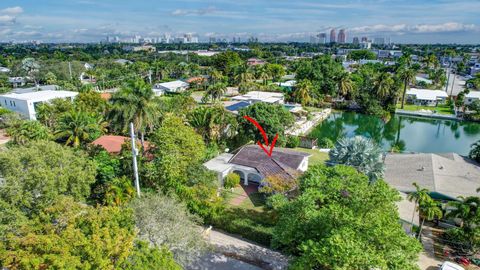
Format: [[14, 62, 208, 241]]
[[207, 229, 289, 270]]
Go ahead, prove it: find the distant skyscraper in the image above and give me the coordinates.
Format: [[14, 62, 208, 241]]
[[319, 33, 327, 44], [361, 36, 368, 42], [374, 37, 385, 45], [330, 28, 336, 43], [337, 29, 346, 43], [352, 37, 359, 44]]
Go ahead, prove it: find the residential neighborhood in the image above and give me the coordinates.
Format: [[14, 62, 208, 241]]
[[1, 1, 480, 270]]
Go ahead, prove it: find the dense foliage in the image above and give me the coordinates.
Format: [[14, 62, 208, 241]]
[[273, 165, 422, 270]]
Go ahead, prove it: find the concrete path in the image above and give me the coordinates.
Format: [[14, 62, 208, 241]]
[[418, 226, 443, 270], [207, 229, 289, 270], [229, 184, 258, 206], [188, 253, 263, 270]]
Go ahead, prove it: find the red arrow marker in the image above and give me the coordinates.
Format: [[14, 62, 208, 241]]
[[243, 115, 278, 157]]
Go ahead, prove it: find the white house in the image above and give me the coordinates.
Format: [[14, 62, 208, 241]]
[[464, 91, 480, 106], [232, 91, 284, 104], [153, 80, 189, 95], [0, 67, 10, 73], [406, 88, 448, 106], [8, 77, 26, 88], [0, 90, 78, 120], [204, 145, 311, 186]]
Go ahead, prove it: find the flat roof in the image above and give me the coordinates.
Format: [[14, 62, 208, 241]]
[[466, 91, 480, 98], [0, 90, 78, 102], [155, 80, 189, 89], [406, 88, 448, 101]]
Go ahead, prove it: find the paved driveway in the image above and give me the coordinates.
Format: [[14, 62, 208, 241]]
[[187, 253, 263, 270]]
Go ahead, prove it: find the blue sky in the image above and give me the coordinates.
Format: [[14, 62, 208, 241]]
[[0, 0, 479, 43]]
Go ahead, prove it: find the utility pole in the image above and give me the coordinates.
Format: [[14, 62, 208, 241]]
[[68, 62, 73, 80], [148, 70, 152, 84], [130, 122, 141, 197]]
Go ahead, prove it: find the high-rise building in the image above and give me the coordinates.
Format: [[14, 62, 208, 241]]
[[352, 37, 359, 45], [319, 33, 327, 44], [361, 36, 368, 42], [330, 28, 336, 43], [337, 29, 346, 44], [373, 37, 385, 45]]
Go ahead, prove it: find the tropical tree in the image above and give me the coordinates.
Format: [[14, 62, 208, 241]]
[[207, 68, 224, 85], [204, 82, 227, 102], [447, 196, 480, 229], [329, 136, 385, 182], [407, 182, 431, 234], [294, 80, 313, 106], [109, 79, 159, 141], [187, 106, 236, 143], [44, 71, 57, 85], [0, 141, 96, 212], [336, 71, 353, 97], [7, 120, 50, 145], [130, 194, 207, 267], [235, 70, 254, 85], [469, 140, 480, 163], [375, 72, 395, 99], [398, 61, 417, 109], [273, 165, 422, 270], [21, 57, 40, 86], [418, 197, 443, 238], [55, 110, 106, 147]]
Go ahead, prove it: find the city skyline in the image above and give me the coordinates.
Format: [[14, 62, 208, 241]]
[[0, 0, 479, 44]]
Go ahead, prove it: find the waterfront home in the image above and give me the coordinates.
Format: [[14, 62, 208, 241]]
[[464, 91, 480, 106], [152, 80, 189, 95], [0, 89, 78, 120], [204, 145, 310, 186], [384, 153, 480, 200], [231, 91, 284, 104], [406, 88, 448, 106]]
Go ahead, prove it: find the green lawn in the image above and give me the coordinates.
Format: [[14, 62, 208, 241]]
[[396, 103, 454, 115], [293, 147, 329, 166]]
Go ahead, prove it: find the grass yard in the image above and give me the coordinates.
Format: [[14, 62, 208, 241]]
[[293, 147, 329, 167], [396, 103, 454, 115]]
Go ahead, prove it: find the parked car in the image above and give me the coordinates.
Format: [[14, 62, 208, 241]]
[[439, 261, 465, 270]]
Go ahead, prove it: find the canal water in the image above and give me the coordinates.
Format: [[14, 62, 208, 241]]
[[309, 111, 480, 155]]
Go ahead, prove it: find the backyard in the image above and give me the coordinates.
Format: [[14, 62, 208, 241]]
[[396, 103, 454, 115]]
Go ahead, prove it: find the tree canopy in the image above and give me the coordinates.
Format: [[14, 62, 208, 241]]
[[272, 165, 422, 270]]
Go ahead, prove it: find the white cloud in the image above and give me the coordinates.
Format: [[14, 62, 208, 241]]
[[1, 6, 23, 15], [0, 15, 16, 24], [350, 22, 478, 34], [171, 6, 217, 16]]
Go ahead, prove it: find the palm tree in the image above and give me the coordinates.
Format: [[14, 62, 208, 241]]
[[336, 72, 353, 97], [407, 182, 431, 234], [204, 83, 227, 103], [398, 66, 417, 109], [235, 71, 254, 85], [109, 79, 159, 143], [417, 198, 443, 239], [55, 110, 106, 147], [329, 136, 384, 182], [208, 69, 223, 85], [187, 106, 234, 143], [258, 69, 270, 85], [447, 196, 480, 229], [375, 72, 394, 99], [294, 80, 313, 106], [7, 120, 50, 145], [469, 140, 480, 163]]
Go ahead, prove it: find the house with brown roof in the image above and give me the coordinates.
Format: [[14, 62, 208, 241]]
[[91, 135, 151, 154], [204, 145, 311, 186]]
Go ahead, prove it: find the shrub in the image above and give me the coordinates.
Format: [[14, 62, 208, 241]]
[[318, 137, 334, 148], [286, 135, 300, 148], [266, 194, 288, 210], [224, 172, 240, 189]]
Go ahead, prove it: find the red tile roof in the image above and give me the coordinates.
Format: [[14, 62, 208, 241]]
[[91, 135, 152, 154]]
